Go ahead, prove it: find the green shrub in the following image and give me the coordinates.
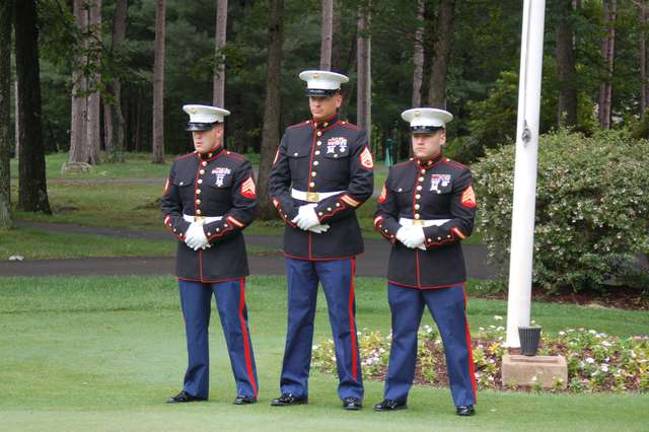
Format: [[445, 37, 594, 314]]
[[473, 129, 649, 293]]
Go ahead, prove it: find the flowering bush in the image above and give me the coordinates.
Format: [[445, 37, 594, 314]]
[[472, 129, 649, 294], [312, 317, 649, 393]]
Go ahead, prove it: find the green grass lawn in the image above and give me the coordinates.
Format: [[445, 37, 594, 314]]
[[5, 152, 481, 259], [1, 275, 647, 431], [0, 227, 274, 260]]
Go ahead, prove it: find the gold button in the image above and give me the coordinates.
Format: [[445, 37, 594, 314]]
[[309, 182, 315, 187], [336, 203, 341, 207], [294, 152, 299, 156], [384, 229, 388, 233], [420, 169, 426, 174], [437, 236, 442, 240], [313, 161, 319, 166], [317, 141, 322, 146], [418, 176, 424, 182], [315, 150, 321, 155], [416, 185, 422, 191], [333, 154, 338, 158], [414, 214, 420, 219], [415, 194, 421, 199], [323, 122, 328, 127], [397, 188, 403, 192], [195, 199, 201, 205], [201, 161, 207, 166], [216, 228, 220, 232], [196, 189, 201, 194], [224, 224, 229, 228], [207, 232, 211, 236], [447, 234, 452, 238], [327, 207, 332, 211], [199, 169, 205, 175], [197, 179, 203, 184], [196, 209, 202, 215], [311, 171, 317, 177], [317, 131, 322, 136], [414, 204, 420, 210], [427, 238, 432, 242], [318, 212, 323, 216], [208, 153, 213, 158]]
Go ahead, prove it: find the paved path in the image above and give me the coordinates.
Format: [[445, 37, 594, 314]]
[[1, 222, 496, 279]]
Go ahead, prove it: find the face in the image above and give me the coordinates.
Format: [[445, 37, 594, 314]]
[[411, 130, 446, 160], [309, 93, 342, 121], [192, 124, 223, 154]]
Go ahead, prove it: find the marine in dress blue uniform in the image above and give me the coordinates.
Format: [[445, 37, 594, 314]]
[[269, 70, 374, 410], [161, 105, 259, 405], [373, 108, 478, 416]]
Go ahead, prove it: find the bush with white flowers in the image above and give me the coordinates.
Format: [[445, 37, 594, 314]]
[[472, 129, 649, 294]]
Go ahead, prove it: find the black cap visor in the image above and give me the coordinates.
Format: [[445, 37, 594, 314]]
[[411, 125, 444, 134], [305, 88, 339, 97], [185, 122, 220, 132]]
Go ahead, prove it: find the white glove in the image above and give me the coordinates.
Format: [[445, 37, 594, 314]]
[[292, 204, 321, 231], [184, 223, 210, 251], [308, 224, 330, 234], [396, 226, 410, 245], [397, 226, 426, 249]]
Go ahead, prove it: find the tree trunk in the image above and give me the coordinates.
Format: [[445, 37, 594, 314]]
[[556, 0, 578, 127], [256, 0, 284, 220], [320, 0, 333, 70], [152, 0, 166, 164], [135, 91, 143, 152], [86, 0, 102, 164], [213, 0, 228, 107], [427, 0, 454, 108], [68, 0, 88, 164], [411, 0, 425, 107], [103, 96, 114, 153], [14, 0, 51, 213], [105, 0, 128, 161], [598, 0, 616, 129], [639, 0, 648, 116], [14, 77, 19, 161], [0, 0, 13, 228], [357, 4, 371, 142]]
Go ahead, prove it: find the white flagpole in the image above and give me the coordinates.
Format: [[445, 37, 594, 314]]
[[505, 0, 546, 348]]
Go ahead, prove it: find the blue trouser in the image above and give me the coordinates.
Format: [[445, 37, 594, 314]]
[[178, 279, 258, 399], [279, 257, 364, 400], [384, 283, 476, 407]]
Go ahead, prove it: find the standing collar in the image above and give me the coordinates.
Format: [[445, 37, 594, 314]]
[[311, 113, 338, 129], [195, 145, 224, 161], [415, 151, 444, 169]]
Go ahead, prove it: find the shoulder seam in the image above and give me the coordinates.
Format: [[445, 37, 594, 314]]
[[443, 159, 468, 170], [175, 152, 196, 161], [338, 121, 361, 131], [287, 121, 310, 130]]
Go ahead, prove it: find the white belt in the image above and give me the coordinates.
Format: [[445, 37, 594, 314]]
[[183, 214, 223, 224], [399, 217, 450, 227], [291, 188, 344, 203]]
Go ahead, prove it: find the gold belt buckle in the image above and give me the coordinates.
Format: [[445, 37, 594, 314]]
[[194, 216, 205, 224], [306, 192, 320, 202]]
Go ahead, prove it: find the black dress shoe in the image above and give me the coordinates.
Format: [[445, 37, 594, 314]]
[[342, 397, 362, 411], [456, 405, 475, 416], [166, 390, 206, 403], [270, 393, 308, 406], [374, 399, 407, 411], [233, 395, 257, 405]]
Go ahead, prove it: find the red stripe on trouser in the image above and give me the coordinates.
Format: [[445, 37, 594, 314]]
[[348, 257, 359, 381], [463, 287, 478, 402], [238, 278, 258, 396]]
